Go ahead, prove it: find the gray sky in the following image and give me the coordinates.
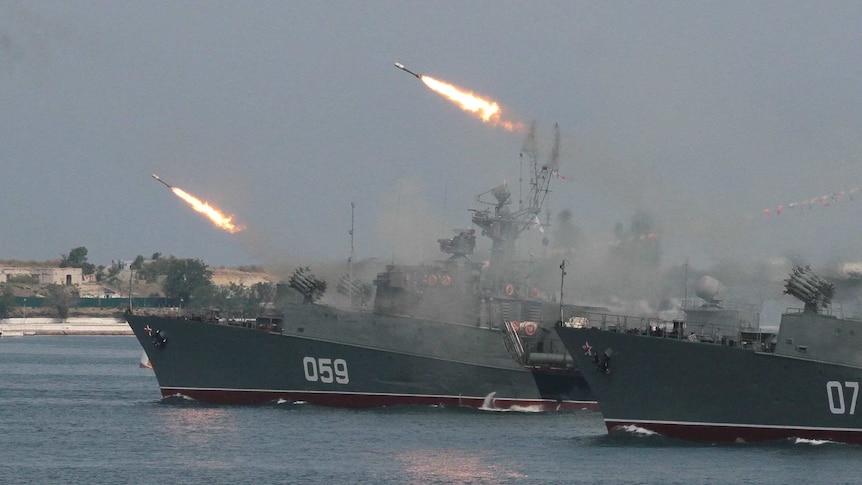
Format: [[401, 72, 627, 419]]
[[3, 1, 862, 273]]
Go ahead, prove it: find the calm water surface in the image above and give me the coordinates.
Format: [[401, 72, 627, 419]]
[[1, 336, 859, 484]]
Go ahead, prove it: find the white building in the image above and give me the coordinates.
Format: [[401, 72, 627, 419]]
[[1, 266, 84, 285]]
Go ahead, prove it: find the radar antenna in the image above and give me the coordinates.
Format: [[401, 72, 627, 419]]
[[470, 122, 562, 263]]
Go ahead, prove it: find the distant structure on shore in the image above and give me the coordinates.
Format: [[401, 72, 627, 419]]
[[1, 266, 84, 285]]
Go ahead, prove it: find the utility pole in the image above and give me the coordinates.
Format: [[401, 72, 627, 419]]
[[128, 268, 134, 312]]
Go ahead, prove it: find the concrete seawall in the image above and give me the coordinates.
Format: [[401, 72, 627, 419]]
[[0, 317, 131, 336]]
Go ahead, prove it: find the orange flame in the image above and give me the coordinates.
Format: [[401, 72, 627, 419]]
[[420, 76, 524, 132], [171, 187, 244, 233]]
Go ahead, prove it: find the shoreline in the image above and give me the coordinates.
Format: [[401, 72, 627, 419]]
[[0, 317, 132, 336]]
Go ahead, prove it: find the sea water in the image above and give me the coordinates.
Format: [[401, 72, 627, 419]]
[[1, 336, 860, 484]]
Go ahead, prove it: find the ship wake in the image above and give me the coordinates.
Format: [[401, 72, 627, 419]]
[[478, 392, 545, 413], [614, 424, 660, 437], [792, 437, 839, 446], [159, 393, 198, 404]]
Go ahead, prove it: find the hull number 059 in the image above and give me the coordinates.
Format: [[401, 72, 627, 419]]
[[303, 357, 349, 384], [827, 381, 859, 415]]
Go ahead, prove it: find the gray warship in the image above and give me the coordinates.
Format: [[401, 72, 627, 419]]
[[556, 265, 862, 443], [128, 126, 597, 410]]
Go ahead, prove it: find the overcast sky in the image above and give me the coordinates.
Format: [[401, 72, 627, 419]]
[[3, 1, 861, 273]]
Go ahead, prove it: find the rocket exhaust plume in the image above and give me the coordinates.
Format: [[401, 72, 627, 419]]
[[152, 174, 244, 233], [394, 61, 524, 132]]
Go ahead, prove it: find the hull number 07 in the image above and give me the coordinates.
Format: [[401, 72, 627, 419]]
[[827, 381, 859, 415]]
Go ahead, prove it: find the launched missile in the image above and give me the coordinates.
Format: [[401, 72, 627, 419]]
[[394, 61, 421, 79], [151, 173, 172, 189]]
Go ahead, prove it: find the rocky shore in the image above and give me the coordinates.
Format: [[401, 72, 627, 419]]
[[0, 317, 131, 336]]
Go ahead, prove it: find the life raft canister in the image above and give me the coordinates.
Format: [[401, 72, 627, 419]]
[[505, 284, 515, 296], [509, 320, 520, 332], [530, 287, 540, 298], [440, 274, 452, 286], [523, 321, 538, 336]]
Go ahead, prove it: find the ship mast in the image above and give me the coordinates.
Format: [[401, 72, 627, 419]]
[[470, 122, 560, 266], [336, 202, 365, 307], [349, 202, 355, 301], [559, 259, 568, 324]]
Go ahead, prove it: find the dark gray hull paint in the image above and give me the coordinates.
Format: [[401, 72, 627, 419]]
[[557, 322, 862, 443], [129, 306, 595, 410]]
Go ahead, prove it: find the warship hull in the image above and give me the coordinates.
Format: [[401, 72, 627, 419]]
[[128, 307, 596, 410], [556, 316, 862, 444]]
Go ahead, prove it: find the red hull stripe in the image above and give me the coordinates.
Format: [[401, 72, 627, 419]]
[[160, 387, 599, 411], [607, 419, 862, 444]]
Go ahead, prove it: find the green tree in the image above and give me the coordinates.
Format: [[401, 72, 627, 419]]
[[226, 283, 248, 312], [251, 282, 274, 304], [162, 257, 213, 302], [60, 246, 96, 275], [230, 282, 273, 316], [95, 265, 106, 282], [139, 256, 173, 284], [61, 247, 88, 266], [0, 285, 15, 319], [107, 265, 122, 282], [131, 255, 145, 271], [189, 283, 218, 310], [44, 283, 76, 319]]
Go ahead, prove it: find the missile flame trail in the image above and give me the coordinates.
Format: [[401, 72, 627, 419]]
[[170, 187, 244, 233], [394, 61, 524, 132], [152, 174, 244, 233]]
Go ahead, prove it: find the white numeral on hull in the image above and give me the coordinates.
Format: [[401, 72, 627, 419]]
[[827, 381, 859, 415], [303, 357, 349, 384]]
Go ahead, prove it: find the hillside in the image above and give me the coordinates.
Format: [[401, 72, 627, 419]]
[[2, 267, 277, 318]]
